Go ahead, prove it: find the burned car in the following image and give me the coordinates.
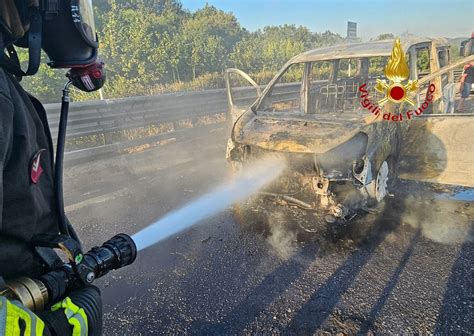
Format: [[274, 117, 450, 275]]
[[225, 37, 451, 226]]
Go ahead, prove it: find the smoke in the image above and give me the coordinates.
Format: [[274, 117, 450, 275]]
[[132, 155, 286, 251], [266, 210, 297, 260], [402, 194, 473, 244]]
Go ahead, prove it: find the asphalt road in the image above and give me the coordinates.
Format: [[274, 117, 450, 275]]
[[64, 133, 473, 335]]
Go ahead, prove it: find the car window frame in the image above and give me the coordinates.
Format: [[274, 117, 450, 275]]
[[256, 61, 311, 114]]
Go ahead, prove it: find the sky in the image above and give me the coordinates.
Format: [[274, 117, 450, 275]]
[[180, 0, 474, 40]]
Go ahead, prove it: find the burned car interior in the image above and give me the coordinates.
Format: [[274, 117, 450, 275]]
[[258, 40, 452, 117], [261, 57, 389, 115]]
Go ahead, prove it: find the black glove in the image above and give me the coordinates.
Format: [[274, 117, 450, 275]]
[[40, 285, 103, 336]]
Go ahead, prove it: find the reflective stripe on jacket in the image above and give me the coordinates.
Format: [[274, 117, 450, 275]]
[[0, 296, 45, 335]]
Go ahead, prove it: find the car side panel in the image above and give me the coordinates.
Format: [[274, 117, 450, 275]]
[[398, 115, 474, 187]]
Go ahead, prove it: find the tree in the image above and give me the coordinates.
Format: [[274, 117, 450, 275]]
[[98, 2, 190, 96], [181, 5, 244, 79], [230, 26, 343, 74]]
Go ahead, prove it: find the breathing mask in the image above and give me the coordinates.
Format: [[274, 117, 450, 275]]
[[0, 0, 105, 91]]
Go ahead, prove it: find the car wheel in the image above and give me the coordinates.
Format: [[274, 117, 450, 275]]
[[375, 160, 389, 202]]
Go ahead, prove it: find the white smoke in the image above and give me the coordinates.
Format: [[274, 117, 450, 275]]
[[402, 194, 473, 244], [266, 210, 297, 260]]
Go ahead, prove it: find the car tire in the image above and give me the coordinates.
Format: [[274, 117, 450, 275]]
[[386, 154, 399, 189], [375, 160, 390, 202]]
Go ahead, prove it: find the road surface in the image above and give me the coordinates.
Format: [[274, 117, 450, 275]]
[[64, 132, 473, 335]]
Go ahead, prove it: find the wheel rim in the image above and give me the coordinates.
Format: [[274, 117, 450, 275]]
[[375, 161, 389, 202]]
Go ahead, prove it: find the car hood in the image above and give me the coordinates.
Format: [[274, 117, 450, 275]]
[[233, 114, 368, 154]]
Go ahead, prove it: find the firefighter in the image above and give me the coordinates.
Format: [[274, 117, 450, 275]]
[[0, 1, 103, 334]]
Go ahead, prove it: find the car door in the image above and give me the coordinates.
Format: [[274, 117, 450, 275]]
[[398, 49, 474, 187], [224, 68, 262, 123]]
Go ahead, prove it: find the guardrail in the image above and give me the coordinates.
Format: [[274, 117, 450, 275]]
[[45, 89, 230, 165], [44, 82, 303, 166], [43, 84, 297, 165]]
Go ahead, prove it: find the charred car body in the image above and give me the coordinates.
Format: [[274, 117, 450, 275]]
[[225, 37, 452, 225]]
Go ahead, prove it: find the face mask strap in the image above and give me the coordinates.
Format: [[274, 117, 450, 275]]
[[0, 6, 42, 78], [25, 5, 42, 75]]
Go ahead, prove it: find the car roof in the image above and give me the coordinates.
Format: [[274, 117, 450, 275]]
[[291, 36, 449, 63]]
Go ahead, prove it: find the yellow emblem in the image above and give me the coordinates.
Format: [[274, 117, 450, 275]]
[[375, 38, 418, 105]]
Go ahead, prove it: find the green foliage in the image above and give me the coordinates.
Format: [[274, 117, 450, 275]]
[[369, 56, 387, 77], [376, 33, 395, 40], [182, 4, 243, 79], [99, 2, 184, 95], [230, 26, 343, 74], [21, 0, 344, 102], [279, 62, 305, 83], [449, 43, 463, 61], [416, 48, 430, 73], [16, 49, 67, 103]]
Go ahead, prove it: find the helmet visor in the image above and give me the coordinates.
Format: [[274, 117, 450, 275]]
[[72, 0, 97, 46]]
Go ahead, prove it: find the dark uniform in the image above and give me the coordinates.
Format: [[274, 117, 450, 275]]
[[0, 36, 59, 279], [0, 3, 104, 334]]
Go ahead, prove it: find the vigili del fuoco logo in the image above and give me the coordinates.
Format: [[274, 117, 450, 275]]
[[359, 38, 436, 121]]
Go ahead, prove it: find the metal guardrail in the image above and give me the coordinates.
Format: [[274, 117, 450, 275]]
[[44, 82, 303, 160], [45, 89, 230, 141], [40, 81, 299, 164], [44, 85, 301, 165], [44, 89, 232, 165]]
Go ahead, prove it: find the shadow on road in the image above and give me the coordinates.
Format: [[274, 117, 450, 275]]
[[190, 242, 319, 335], [190, 193, 410, 334], [358, 227, 421, 334], [434, 225, 474, 335], [284, 196, 406, 334]]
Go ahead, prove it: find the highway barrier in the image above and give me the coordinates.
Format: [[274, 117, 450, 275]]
[[45, 85, 300, 165]]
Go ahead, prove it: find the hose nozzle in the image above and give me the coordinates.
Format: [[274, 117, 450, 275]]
[[1, 233, 137, 311], [84, 233, 137, 279]]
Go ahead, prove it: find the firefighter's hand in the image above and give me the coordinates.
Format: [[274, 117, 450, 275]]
[[0, 296, 48, 335], [40, 286, 102, 336]]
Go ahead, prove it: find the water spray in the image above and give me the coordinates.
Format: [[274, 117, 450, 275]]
[[2, 156, 284, 311], [132, 156, 286, 251]]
